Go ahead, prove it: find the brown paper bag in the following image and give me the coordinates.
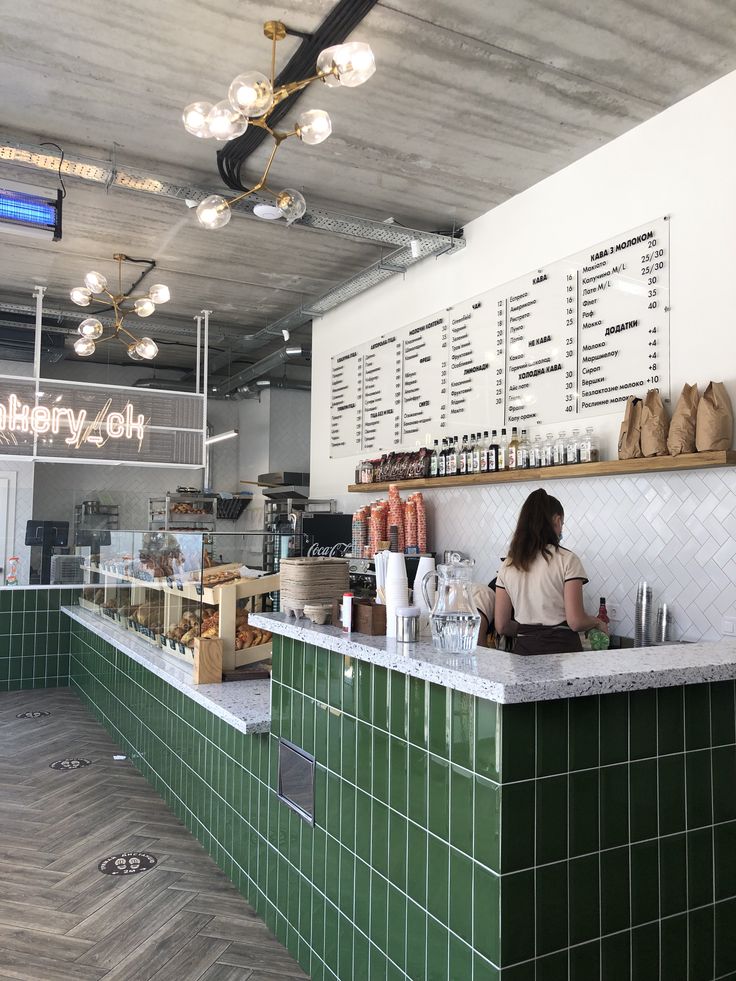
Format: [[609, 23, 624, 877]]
[[640, 389, 670, 457], [696, 381, 734, 451], [667, 384, 699, 456], [618, 396, 643, 459]]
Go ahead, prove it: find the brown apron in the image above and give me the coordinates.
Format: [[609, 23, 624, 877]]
[[513, 623, 583, 656]]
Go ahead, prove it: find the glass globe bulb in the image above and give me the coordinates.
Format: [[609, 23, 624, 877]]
[[227, 72, 274, 117], [84, 271, 107, 294], [277, 188, 307, 225], [135, 337, 159, 360], [78, 318, 103, 339], [134, 297, 155, 317], [322, 41, 376, 87], [70, 286, 92, 307], [127, 343, 144, 361], [148, 284, 170, 304], [182, 101, 213, 137], [316, 46, 343, 87], [196, 195, 232, 230], [74, 337, 96, 357], [297, 109, 332, 145], [206, 101, 248, 141]]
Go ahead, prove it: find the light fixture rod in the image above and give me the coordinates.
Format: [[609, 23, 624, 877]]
[[205, 429, 238, 446]]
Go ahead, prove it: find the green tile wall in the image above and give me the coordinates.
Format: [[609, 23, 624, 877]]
[[67, 623, 736, 981], [0, 588, 77, 690]]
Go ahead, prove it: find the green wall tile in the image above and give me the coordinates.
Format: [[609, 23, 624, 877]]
[[536, 950, 568, 981], [387, 809, 407, 891], [388, 737, 407, 815], [500, 869, 534, 966], [600, 692, 629, 765], [406, 822, 427, 906], [569, 695, 599, 771], [601, 930, 631, 981], [449, 849, 473, 944], [716, 822, 736, 901], [372, 728, 389, 803], [629, 758, 658, 842], [660, 833, 687, 917], [475, 697, 499, 782], [426, 835, 449, 923], [713, 745, 736, 823], [386, 883, 406, 970], [406, 901, 426, 979], [450, 764, 474, 856], [600, 763, 629, 849], [373, 667, 388, 730], [629, 689, 657, 760], [535, 860, 567, 956], [426, 918, 449, 981], [501, 780, 534, 873], [688, 827, 715, 909], [715, 897, 736, 977], [408, 676, 426, 747], [536, 775, 567, 866], [601, 846, 630, 935], [685, 684, 711, 751], [630, 840, 659, 926], [686, 749, 713, 829], [428, 755, 450, 839], [631, 922, 659, 981], [473, 865, 500, 965], [371, 800, 389, 878], [388, 672, 407, 739], [449, 933, 473, 981], [689, 905, 715, 981], [451, 688, 474, 770], [474, 775, 500, 873], [569, 768, 599, 857], [569, 853, 600, 946], [407, 745, 428, 826], [500, 703, 535, 783], [570, 940, 600, 980], [370, 870, 388, 951], [428, 683, 449, 758], [473, 953, 500, 980], [536, 699, 568, 777], [341, 714, 356, 784], [658, 753, 686, 835], [711, 681, 736, 746]]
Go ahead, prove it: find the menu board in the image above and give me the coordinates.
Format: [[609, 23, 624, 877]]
[[330, 217, 670, 457]]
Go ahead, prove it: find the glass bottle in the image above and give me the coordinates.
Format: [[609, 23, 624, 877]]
[[541, 433, 554, 468], [507, 426, 519, 469], [554, 431, 566, 466], [497, 428, 508, 471], [471, 434, 481, 474], [566, 428, 581, 465], [587, 426, 601, 463], [459, 435, 468, 475], [489, 430, 499, 472], [480, 430, 490, 473], [438, 438, 447, 477], [447, 436, 458, 476], [430, 440, 439, 478], [519, 429, 531, 468], [531, 434, 543, 469], [597, 597, 610, 625]]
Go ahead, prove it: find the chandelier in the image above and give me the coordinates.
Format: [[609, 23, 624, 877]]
[[69, 254, 168, 360], [182, 20, 376, 230]]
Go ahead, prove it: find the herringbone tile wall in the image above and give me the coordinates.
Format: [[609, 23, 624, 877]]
[[342, 467, 736, 643]]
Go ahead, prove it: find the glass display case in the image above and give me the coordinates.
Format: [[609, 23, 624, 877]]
[[77, 531, 285, 673]]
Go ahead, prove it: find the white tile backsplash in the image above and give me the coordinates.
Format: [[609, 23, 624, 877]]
[[340, 467, 736, 643]]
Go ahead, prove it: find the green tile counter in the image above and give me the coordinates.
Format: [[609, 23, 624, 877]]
[[0, 585, 79, 690], [60, 604, 736, 980]]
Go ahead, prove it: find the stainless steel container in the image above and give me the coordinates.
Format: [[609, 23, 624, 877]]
[[396, 606, 420, 644]]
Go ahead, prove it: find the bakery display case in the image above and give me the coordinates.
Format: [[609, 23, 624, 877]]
[[77, 531, 282, 675], [148, 492, 216, 532]]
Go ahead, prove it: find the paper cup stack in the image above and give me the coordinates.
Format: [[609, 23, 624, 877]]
[[280, 558, 350, 618], [385, 552, 409, 639]]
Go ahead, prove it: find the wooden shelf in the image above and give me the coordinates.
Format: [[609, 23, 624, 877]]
[[82, 565, 280, 605], [347, 451, 736, 493]]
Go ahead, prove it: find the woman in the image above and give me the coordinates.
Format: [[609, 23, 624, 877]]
[[494, 488, 608, 655]]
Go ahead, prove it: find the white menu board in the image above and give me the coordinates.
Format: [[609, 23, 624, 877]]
[[329, 217, 670, 458]]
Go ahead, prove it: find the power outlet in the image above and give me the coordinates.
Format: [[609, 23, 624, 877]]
[[607, 604, 619, 621], [722, 617, 736, 636]]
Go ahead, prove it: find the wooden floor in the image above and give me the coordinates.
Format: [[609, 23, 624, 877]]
[[0, 688, 308, 981]]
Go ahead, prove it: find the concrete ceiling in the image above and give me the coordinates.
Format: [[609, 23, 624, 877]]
[[0, 0, 734, 379]]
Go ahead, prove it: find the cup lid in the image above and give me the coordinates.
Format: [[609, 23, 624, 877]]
[[396, 606, 420, 617]]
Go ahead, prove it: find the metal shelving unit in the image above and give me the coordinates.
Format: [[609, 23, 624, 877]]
[[149, 493, 216, 532]]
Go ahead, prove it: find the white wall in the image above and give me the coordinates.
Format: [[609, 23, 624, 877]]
[[311, 69, 736, 496], [309, 70, 736, 642]]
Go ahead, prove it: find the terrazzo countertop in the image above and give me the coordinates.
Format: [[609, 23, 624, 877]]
[[63, 606, 271, 734], [250, 612, 736, 704]]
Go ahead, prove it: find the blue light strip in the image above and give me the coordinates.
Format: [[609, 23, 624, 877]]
[[0, 191, 57, 229]]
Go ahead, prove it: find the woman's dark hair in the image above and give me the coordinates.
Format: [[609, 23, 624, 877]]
[[507, 488, 564, 571]]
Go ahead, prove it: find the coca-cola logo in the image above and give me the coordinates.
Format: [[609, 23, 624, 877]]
[[307, 542, 351, 558]]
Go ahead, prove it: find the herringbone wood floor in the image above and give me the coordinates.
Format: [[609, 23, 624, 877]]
[[0, 688, 308, 981]]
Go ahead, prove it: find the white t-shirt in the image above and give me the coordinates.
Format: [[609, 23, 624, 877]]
[[495, 547, 588, 626]]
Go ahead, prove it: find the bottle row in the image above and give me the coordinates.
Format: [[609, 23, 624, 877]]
[[355, 427, 602, 484]]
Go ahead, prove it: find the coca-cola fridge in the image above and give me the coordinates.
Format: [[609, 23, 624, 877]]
[[299, 512, 353, 559]]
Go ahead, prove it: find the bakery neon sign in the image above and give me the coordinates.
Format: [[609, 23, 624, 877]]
[[0, 394, 148, 449]]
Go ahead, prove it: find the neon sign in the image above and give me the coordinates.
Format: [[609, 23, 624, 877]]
[[0, 395, 148, 449]]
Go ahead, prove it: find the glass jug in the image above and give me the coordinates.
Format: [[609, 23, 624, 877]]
[[421, 558, 480, 653]]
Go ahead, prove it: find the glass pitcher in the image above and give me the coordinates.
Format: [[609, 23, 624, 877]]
[[421, 558, 480, 653]]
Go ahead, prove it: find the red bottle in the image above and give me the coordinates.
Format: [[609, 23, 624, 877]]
[[597, 597, 610, 625]]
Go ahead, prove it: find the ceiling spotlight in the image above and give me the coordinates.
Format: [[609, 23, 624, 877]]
[[282, 329, 290, 342], [183, 20, 375, 228], [68, 254, 167, 361], [410, 239, 421, 259]]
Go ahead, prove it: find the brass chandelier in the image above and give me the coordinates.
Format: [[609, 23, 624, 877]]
[[182, 20, 376, 229], [69, 254, 168, 360]]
